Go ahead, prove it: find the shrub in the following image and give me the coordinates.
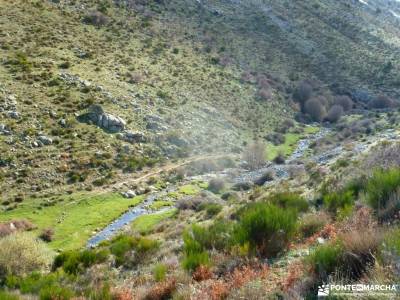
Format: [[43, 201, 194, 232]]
[[323, 190, 355, 217], [293, 81, 312, 104], [304, 98, 326, 122], [182, 229, 210, 272], [334, 95, 353, 111], [39, 228, 54, 242], [273, 153, 285, 164], [0, 291, 19, 300], [308, 241, 344, 280], [368, 94, 393, 109], [39, 285, 74, 300], [0, 233, 52, 279], [257, 88, 272, 101], [143, 279, 176, 300], [299, 212, 330, 238], [326, 105, 343, 123], [384, 228, 400, 256], [365, 168, 400, 214], [268, 192, 309, 213], [198, 203, 223, 218], [207, 178, 225, 193], [234, 203, 298, 257], [83, 11, 108, 26], [153, 263, 167, 282], [363, 142, 400, 170], [242, 141, 266, 170], [53, 249, 109, 274]]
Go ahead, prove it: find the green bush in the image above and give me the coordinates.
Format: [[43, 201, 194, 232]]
[[153, 263, 167, 282], [323, 190, 355, 216], [308, 242, 344, 280], [0, 291, 19, 300], [268, 192, 309, 213], [5, 271, 74, 299], [182, 229, 210, 272], [234, 203, 298, 257], [384, 228, 400, 256], [109, 235, 158, 266], [198, 202, 223, 218], [365, 168, 400, 213], [53, 249, 109, 274]]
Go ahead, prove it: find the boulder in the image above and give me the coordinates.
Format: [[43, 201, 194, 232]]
[[38, 135, 53, 145], [78, 105, 126, 133], [118, 130, 147, 143]]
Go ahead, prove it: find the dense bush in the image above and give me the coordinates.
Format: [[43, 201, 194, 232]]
[[304, 98, 326, 122], [299, 212, 330, 238], [0, 291, 19, 300], [234, 203, 298, 257], [308, 241, 344, 280], [182, 228, 210, 272], [368, 94, 394, 109], [83, 11, 108, 26], [365, 168, 400, 218], [39, 228, 54, 242], [323, 190, 355, 217], [108, 235, 158, 266], [325, 105, 343, 123], [0, 233, 52, 279], [53, 249, 109, 274], [268, 192, 309, 213], [198, 202, 223, 218], [293, 81, 312, 104], [207, 178, 225, 193], [6, 271, 74, 299], [308, 230, 381, 281], [334, 95, 353, 111]]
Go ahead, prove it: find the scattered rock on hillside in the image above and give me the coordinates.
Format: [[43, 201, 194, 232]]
[[78, 105, 126, 133], [37, 135, 53, 146], [145, 114, 168, 132], [117, 130, 147, 144], [122, 190, 136, 198]]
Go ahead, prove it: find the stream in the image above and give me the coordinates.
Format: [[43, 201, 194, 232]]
[[86, 127, 332, 248]]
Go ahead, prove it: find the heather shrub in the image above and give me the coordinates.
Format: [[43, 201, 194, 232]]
[[6, 271, 74, 299], [299, 212, 330, 238], [182, 228, 210, 272], [326, 105, 343, 123], [368, 94, 393, 109], [268, 192, 309, 213], [363, 142, 400, 170], [365, 168, 400, 217], [304, 98, 326, 122], [39, 228, 54, 242], [0, 291, 19, 300], [273, 152, 285, 164], [257, 88, 272, 101], [198, 202, 223, 218], [308, 241, 344, 280], [0, 232, 53, 279], [334, 95, 353, 111], [323, 190, 355, 217], [234, 203, 298, 257], [153, 263, 167, 282], [308, 230, 381, 281], [53, 249, 109, 274], [83, 11, 108, 26], [207, 178, 225, 193]]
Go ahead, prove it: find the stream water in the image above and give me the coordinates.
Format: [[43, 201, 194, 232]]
[[87, 127, 330, 248]]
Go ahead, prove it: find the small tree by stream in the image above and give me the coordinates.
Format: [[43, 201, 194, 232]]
[[242, 141, 266, 170]]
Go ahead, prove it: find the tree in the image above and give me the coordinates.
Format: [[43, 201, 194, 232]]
[[334, 95, 353, 111], [326, 105, 344, 123], [242, 141, 266, 170], [304, 98, 326, 122], [293, 81, 312, 104]]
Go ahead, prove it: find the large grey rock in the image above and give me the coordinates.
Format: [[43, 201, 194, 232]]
[[79, 105, 126, 133], [38, 135, 53, 145]]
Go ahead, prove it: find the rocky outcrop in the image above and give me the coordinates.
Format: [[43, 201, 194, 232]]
[[117, 130, 147, 144], [78, 105, 126, 133]]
